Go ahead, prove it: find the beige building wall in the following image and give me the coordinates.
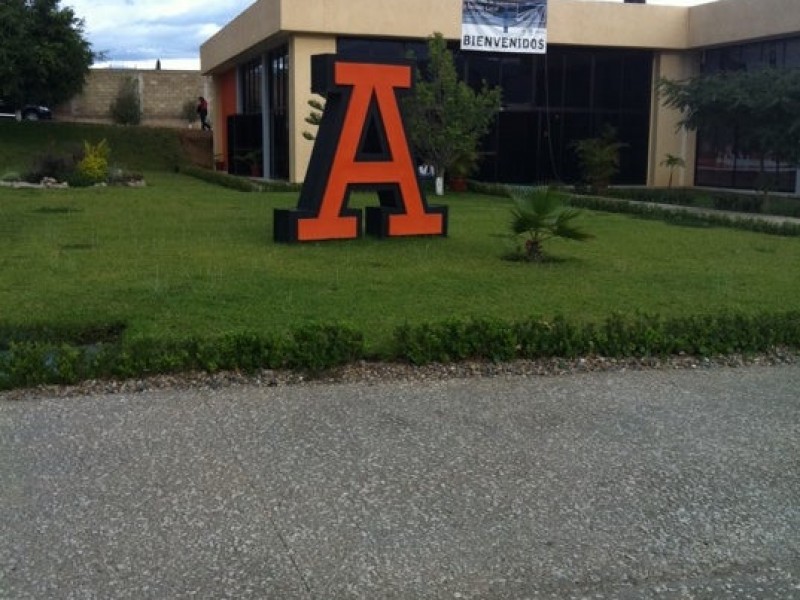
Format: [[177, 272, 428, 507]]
[[648, 52, 699, 187], [550, 1, 688, 49], [289, 35, 337, 183], [689, 0, 800, 48], [202, 0, 692, 73]]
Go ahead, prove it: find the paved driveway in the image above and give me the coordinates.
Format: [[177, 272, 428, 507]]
[[2, 366, 799, 599]]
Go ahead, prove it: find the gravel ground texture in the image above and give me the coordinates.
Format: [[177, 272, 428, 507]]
[[1, 359, 798, 599]]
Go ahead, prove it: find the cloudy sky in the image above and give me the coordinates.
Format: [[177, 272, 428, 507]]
[[63, 0, 717, 71], [62, 0, 254, 70]]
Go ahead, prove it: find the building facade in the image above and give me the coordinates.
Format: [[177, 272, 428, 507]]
[[200, 0, 800, 192]]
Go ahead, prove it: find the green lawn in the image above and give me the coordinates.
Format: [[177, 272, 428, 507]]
[[0, 121, 184, 174], [2, 171, 799, 353]]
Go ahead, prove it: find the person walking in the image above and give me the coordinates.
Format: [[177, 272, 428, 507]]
[[196, 96, 211, 131]]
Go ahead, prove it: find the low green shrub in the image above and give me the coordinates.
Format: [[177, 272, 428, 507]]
[[2, 314, 799, 390], [605, 187, 800, 218], [466, 180, 512, 198], [179, 164, 302, 193], [259, 179, 302, 193], [75, 139, 110, 184], [0, 321, 126, 351], [567, 195, 800, 237], [394, 318, 516, 364], [0, 342, 89, 388], [285, 323, 365, 372], [24, 146, 79, 183], [514, 315, 596, 359], [1, 171, 22, 182], [179, 165, 263, 192], [712, 194, 764, 213], [392, 311, 800, 365], [604, 187, 697, 206]]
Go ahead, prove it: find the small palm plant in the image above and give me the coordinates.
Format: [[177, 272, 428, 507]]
[[660, 153, 686, 188], [510, 188, 593, 262]]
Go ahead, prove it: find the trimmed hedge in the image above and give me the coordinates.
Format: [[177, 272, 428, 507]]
[[3, 312, 797, 390], [393, 312, 800, 365], [466, 181, 800, 237], [0, 324, 364, 390], [179, 165, 302, 193], [567, 195, 800, 237], [604, 187, 800, 218]]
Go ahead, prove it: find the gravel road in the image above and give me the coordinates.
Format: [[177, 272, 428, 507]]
[[2, 364, 799, 599]]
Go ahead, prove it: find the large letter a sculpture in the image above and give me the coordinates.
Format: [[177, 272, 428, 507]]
[[274, 55, 448, 242]]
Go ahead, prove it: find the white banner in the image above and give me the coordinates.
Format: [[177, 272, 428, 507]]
[[461, 0, 547, 54]]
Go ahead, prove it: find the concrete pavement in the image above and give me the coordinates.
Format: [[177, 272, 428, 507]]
[[2, 366, 799, 599]]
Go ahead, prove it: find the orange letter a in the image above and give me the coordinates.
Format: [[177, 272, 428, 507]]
[[274, 56, 447, 243]]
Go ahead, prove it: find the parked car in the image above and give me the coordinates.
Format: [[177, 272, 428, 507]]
[[0, 98, 52, 121]]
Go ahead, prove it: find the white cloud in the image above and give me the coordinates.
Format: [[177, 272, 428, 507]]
[[65, 0, 720, 67], [63, 0, 253, 65]]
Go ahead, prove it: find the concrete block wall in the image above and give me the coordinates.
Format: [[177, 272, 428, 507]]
[[55, 69, 211, 128]]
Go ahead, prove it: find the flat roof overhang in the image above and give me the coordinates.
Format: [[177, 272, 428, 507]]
[[200, 0, 800, 74]]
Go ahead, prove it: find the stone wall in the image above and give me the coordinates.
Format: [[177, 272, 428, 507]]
[[55, 69, 212, 128]]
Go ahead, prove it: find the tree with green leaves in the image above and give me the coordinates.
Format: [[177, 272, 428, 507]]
[[0, 0, 93, 107], [403, 33, 502, 196], [657, 68, 800, 188]]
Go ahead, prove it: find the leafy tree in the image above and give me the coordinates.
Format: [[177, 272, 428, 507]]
[[657, 69, 800, 184], [509, 188, 593, 262], [0, 0, 94, 106], [403, 33, 501, 196]]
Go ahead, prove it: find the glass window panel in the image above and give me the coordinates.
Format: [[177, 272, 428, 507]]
[[466, 54, 501, 90], [500, 56, 534, 106], [785, 38, 800, 68], [562, 52, 592, 108], [620, 53, 652, 110], [593, 53, 624, 111], [535, 53, 563, 108]]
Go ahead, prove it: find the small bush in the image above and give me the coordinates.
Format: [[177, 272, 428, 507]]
[[181, 99, 198, 124], [572, 126, 627, 194], [286, 323, 365, 372], [69, 140, 110, 186], [24, 145, 79, 183], [110, 77, 142, 126]]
